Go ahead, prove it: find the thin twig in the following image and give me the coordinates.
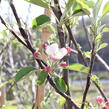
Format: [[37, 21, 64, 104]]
[[96, 54, 109, 71], [9, 1, 35, 53], [66, 25, 87, 66], [81, 42, 96, 109], [93, 81, 108, 102]]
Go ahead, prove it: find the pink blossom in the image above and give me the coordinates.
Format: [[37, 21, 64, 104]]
[[41, 43, 48, 49], [33, 51, 40, 58], [66, 47, 71, 54], [102, 106, 108, 109], [105, 101, 109, 107], [96, 96, 104, 104], [60, 61, 68, 67], [44, 66, 51, 72], [46, 43, 67, 61]]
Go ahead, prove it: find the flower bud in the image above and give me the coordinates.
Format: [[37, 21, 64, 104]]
[[41, 43, 48, 49], [33, 51, 40, 58], [44, 66, 51, 72], [96, 96, 104, 104], [60, 61, 68, 67], [105, 101, 109, 107], [66, 47, 71, 54], [102, 106, 108, 109]]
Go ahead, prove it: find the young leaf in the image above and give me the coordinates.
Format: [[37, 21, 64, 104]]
[[73, 9, 89, 16], [15, 66, 36, 82], [97, 43, 108, 52], [66, 63, 89, 73], [84, 51, 91, 58], [58, 97, 66, 105], [65, 0, 75, 12], [91, 75, 102, 86], [32, 14, 51, 29], [54, 76, 68, 93], [25, 0, 49, 8], [102, 28, 109, 33], [84, 0, 95, 8], [36, 70, 48, 85], [76, 0, 90, 15], [95, 34, 102, 44], [102, 2, 109, 17], [94, 0, 103, 18]]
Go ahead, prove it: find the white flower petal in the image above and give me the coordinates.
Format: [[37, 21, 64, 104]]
[[50, 53, 62, 60], [46, 43, 59, 55], [59, 48, 67, 56], [46, 43, 67, 60]]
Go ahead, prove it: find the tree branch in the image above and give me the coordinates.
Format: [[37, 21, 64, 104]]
[[52, 1, 73, 109], [81, 42, 96, 109]]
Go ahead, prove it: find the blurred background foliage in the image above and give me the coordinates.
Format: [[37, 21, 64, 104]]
[[0, 0, 109, 109]]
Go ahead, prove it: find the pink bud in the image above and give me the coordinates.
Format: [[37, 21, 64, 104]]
[[33, 51, 40, 58], [60, 61, 68, 67], [96, 96, 104, 104], [41, 43, 48, 49], [102, 106, 108, 109], [105, 101, 109, 107], [44, 66, 51, 72], [66, 47, 71, 54]]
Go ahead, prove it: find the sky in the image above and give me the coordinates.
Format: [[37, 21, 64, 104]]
[[0, 0, 45, 38], [0, 0, 44, 24]]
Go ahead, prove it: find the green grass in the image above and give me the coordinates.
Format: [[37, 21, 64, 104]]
[[2, 104, 32, 109], [2, 104, 17, 109]]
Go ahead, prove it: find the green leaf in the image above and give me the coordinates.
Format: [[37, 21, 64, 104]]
[[1, 30, 7, 37], [102, 2, 109, 16], [66, 63, 89, 73], [91, 75, 102, 86], [84, 0, 95, 8], [97, 43, 108, 52], [73, 9, 89, 16], [65, 0, 75, 12], [25, 0, 49, 8], [102, 28, 109, 33], [84, 51, 91, 58], [36, 70, 48, 85], [93, 0, 103, 19], [32, 14, 51, 29], [95, 34, 102, 44], [75, 0, 90, 15], [15, 66, 36, 82], [54, 76, 68, 93], [58, 97, 66, 105]]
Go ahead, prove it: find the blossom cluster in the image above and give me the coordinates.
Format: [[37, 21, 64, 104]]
[[96, 96, 109, 109], [33, 43, 71, 72]]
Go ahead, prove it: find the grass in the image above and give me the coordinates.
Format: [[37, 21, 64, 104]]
[[70, 79, 109, 104], [1, 104, 32, 109]]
